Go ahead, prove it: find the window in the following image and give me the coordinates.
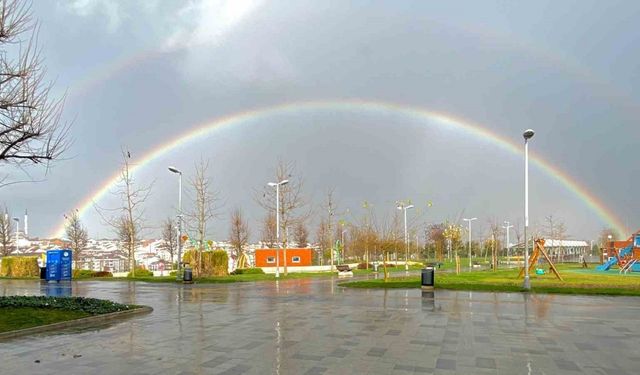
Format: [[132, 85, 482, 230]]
[[292, 256, 301, 263], [267, 256, 275, 264]]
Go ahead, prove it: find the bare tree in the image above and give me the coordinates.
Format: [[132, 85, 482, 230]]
[[294, 222, 308, 247], [229, 207, 249, 263], [315, 217, 330, 265], [64, 209, 88, 269], [186, 159, 220, 276], [260, 213, 277, 248], [95, 149, 151, 276], [323, 189, 337, 270], [544, 215, 569, 262], [0, 206, 13, 255], [159, 217, 177, 264], [487, 219, 502, 270], [426, 222, 446, 261], [256, 160, 310, 275], [0, 1, 71, 186]]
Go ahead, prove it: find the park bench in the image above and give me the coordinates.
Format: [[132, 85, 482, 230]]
[[336, 265, 354, 277], [336, 265, 352, 272]]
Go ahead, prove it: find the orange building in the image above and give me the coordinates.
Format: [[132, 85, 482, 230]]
[[254, 248, 314, 267]]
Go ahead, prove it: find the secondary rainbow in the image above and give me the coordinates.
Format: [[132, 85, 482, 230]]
[[52, 99, 628, 238]]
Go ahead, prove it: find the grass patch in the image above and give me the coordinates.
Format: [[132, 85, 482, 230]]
[[0, 307, 90, 333], [340, 265, 640, 296], [0, 296, 137, 333]]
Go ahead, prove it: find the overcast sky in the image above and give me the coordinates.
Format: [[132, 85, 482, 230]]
[[2, 0, 639, 241]]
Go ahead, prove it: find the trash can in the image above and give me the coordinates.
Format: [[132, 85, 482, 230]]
[[40, 267, 47, 280], [183, 266, 193, 284], [421, 267, 434, 291]]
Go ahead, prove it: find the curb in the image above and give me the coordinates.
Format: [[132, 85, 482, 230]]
[[0, 306, 153, 341]]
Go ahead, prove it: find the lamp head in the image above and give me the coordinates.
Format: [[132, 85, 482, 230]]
[[406, 205, 414, 210], [523, 129, 535, 140], [168, 166, 181, 174], [267, 182, 277, 187], [280, 179, 289, 186]]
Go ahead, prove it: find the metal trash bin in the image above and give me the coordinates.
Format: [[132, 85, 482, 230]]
[[183, 266, 193, 284], [421, 267, 434, 291]]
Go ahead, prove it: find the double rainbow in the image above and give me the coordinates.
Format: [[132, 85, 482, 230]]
[[52, 100, 627, 238]]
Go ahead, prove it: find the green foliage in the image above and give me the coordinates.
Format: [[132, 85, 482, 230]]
[[127, 267, 153, 278], [231, 267, 265, 275], [183, 249, 228, 276], [169, 271, 177, 277], [0, 296, 134, 314], [73, 270, 114, 278], [73, 269, 93, 278], [0, 256, 39, 277], [92, 271, 113, 277]]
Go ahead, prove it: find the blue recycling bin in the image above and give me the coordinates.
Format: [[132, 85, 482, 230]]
[[46, 249, 73, 282]]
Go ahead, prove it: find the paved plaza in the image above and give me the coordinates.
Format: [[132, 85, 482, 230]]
[[1, 278, 639, 375]]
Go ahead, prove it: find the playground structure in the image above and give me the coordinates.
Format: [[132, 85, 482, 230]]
[[597, 231, 640, 273], [518, 239, 563, 281]]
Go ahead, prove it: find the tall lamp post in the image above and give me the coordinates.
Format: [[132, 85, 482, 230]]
[[12, 218, 19, 253], [523, 129, 535, 290], [168, 166, 183, 281], [463, 217, 477, 270], [397, 203, 414, 271], [503, 221, 513, 265], [268, 179, 289, 278]]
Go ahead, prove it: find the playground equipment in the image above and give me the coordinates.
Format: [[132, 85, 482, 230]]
[[518, 239, 563, 281], [597, 231, 640, 272]]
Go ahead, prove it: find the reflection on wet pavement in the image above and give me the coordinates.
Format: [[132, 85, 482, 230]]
[[1, 278, 639, 374]]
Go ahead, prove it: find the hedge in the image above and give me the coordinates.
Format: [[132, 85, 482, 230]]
[[183, 249, 228, 276], [73, 270, 113, 278], [127, 267, 153, 278], [0, 296, 134, 314], [231, 267, 265, 275], [0, 256, 39, 277]]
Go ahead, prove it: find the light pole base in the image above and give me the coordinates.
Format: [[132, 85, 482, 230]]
[[523, 275, 531, 290], [405, 263, 409, 271]]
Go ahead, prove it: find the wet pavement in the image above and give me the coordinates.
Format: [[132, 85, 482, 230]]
[[1, 278, 639, 375]]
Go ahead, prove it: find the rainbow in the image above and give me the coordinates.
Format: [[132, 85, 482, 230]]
[[51, 99, 628, 238]]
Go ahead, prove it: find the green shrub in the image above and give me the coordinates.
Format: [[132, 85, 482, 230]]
[[91, 271, 113, 278], [73, 269, 93, 278], [0, 296, 134, 314], [0, 256, 39, 277], [127, 267, 153, 278], [231, 267, 264, 275], [183, 249, 228, 276], [169, 271, 177, 277]]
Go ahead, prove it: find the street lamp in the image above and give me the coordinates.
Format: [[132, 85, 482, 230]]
[[463, 218, 477, 270], [523, 128, 535, 290], [168, 166, 183, 281], [268, 179, 289, 278], [397, 203, 414, 271], [503, 221, 513, 265], [12, 217, 19, 254]]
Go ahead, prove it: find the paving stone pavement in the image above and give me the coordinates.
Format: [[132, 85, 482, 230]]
[[1, 278, 640, 375]]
